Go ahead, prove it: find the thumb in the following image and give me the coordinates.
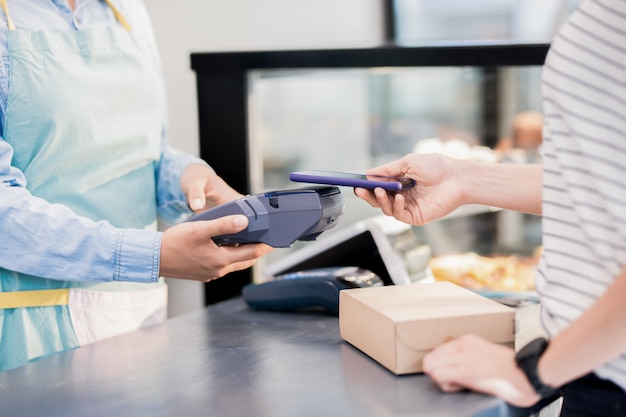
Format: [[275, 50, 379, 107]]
[[198, 214, 249, 238], [187, 185, 207, 212]]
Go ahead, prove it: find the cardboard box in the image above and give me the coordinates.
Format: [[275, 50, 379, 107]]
[[339, 282, 515, 375]]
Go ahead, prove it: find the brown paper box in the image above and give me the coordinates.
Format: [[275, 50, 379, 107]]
[[339, 281, 515, 375]]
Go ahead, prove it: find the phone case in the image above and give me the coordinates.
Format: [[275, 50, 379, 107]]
[[289, 170, 414, 191]]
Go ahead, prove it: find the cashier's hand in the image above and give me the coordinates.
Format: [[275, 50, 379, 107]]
[[354, 153, 465, 226], [181, 163, 243, 212], [159, 215, 273, 282], [422, 334, 540, 407]]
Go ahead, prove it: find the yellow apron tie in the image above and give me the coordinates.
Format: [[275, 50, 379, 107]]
[[0, 289, 69, 309], [103, 0, 132, 31], [0, 0, 131, 32], [0, 0, 16, 31]]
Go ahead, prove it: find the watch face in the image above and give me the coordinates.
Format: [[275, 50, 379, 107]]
[[518, 337, 549, 362]]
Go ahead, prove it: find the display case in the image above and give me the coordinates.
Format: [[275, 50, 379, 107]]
[[191, 43, 548, 304]]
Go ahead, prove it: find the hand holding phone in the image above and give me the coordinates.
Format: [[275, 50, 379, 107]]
[[289, 170, 415, 191]]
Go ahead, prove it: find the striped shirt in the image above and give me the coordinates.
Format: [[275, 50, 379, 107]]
[[538, 0, 626, 389]]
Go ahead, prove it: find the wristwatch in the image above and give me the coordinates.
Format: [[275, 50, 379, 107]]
[[515, 337, 560, 398]]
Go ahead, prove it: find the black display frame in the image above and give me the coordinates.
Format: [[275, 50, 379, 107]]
[[190, 42, 550, 305]]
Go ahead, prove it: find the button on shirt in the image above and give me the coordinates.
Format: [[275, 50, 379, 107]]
[[0, 0, 201, 283]]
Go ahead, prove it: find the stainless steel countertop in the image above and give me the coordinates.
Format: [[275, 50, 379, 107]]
[[0, 298, 545, 417]]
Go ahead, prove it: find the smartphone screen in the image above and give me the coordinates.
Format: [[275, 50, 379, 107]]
[[289, 170, 415, 191]]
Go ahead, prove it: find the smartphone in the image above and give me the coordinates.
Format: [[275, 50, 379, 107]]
[[289, 170, 415, 191]]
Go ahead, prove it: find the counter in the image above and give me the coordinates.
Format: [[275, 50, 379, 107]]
[[0, 298, 545, 417]]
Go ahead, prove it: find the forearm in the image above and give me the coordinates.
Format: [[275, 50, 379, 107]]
[[460, 161, 542, 215], [538, 266, 626, 388]]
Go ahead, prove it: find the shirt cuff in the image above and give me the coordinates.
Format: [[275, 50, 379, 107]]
[[113, 229, 162, 283]]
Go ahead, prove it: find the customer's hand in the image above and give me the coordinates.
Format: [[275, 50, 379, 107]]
[[354, 153, 466, 226], [422, 334, 540, 407], [180, 163, 243, 212], [159, 214, 273, 281]]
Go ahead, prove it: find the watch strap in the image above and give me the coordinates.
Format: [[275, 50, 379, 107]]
[[515, 337, 560, 398]]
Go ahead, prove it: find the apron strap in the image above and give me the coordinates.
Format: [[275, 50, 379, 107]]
[[0, 0, 16, 31], [103, 0, 132, 31], [0, 0, 131, 32], [0, 289, 69, 309]]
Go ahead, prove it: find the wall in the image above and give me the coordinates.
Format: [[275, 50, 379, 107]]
[[143, 0, 384, 317]]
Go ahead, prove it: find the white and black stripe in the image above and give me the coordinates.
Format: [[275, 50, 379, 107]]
[[539, 0, 626, 388]]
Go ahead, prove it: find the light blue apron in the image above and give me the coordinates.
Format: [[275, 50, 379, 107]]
[[0, 1, 166, 371]]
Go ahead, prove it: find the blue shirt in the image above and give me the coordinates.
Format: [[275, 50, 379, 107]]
[[0, 0, 202, 283]]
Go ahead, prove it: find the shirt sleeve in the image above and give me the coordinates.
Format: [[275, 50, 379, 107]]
[[0, 136, 161, 284]]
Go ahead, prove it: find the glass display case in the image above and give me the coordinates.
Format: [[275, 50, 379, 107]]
[[191, 43, 548, 304]]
